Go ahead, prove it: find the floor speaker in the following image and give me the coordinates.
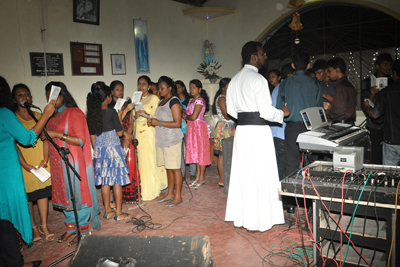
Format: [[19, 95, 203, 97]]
[[222, 136, 234, 194], [69, 235, 213, 267]]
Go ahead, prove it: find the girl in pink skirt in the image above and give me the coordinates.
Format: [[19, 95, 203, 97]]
[[184, 79, 211, 189]]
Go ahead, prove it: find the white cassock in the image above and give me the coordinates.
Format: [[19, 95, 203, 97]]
[[225, 64, 285, 232]]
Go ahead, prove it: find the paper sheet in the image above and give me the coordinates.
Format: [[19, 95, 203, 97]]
[[48, 85, 61, 103]]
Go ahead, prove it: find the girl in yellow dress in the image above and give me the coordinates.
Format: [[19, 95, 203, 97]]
[[12, 84, 54, 245], [135, 76, 167, 200]]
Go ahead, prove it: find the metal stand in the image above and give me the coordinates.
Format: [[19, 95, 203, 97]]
[[127, 113, 147, 211], [25, 107, 82, 266]]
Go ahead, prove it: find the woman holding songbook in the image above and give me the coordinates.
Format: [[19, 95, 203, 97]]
[[45, 81, 101, 246], [108, 80, 140, 205], [0, 76, 55, 267], [87, 82, 131, 222], [134, 75, 167, 201], [147, 76, 184, 207], [12, 83, 54, 245]]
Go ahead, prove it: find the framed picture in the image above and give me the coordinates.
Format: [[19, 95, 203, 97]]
[[133, 19, 150, 73], [73, 0, 100, 25], [111, 54, 126, 75]]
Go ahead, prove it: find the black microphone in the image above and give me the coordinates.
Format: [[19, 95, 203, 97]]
[[126, 97, 132, 104], [21, 100, 41, 110], [132, 138, 138, 147]]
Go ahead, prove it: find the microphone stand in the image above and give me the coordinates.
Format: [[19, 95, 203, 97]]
[[25, 107, 82, 265], [128, 112, 147, 211]]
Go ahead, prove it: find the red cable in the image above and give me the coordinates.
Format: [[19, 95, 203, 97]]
[[303, 169, 371, 267], [302, 168, 327, 267]]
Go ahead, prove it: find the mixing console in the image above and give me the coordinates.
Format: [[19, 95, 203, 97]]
[[281, 161, 400, 206]]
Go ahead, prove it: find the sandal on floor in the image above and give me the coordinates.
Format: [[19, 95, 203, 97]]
[[32, 236, 43, 245], [114, 213, 130, 222], [39, 224, 55, 241], [194, 181, 206, 190], [110, 201, 116, 211], [67, 230, 91, 247], [32, 225, 43, 245], [103, 211, 116, 220], [67, 236, 78, 247], [189, 181, 198, 187], [57, 232, 76, 243]]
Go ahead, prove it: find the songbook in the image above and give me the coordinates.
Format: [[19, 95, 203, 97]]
[[48, 85, 61, 103], [133, 92, 144, 111], [371, 74, 388, 90], [114, 98, 126, 112], [132, 92, 142, 104], [30, 167, 51, 183]]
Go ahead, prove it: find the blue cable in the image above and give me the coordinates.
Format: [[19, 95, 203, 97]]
[[293, 169, 303, 209]]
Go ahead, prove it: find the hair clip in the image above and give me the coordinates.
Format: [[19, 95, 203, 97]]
[[98, 85, 101, 89]]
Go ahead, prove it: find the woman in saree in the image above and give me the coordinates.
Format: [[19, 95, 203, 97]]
[[45, 81, 101, 246], [135, 75, 167, 200]]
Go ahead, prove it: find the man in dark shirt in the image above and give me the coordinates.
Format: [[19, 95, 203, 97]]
[[271, 63, 295, 181], [313, 59, 335, 104], [324, 58, 357, 124], [360, 53, 393, 164], [363, 59, 400, 166], [277, 52, 323, 176]]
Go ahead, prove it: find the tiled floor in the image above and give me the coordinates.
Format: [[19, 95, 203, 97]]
[[22, 164, 313, 267]]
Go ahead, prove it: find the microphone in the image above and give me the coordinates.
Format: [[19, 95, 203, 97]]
[[21, 100, 41, 110], [126, 97, 132, 104], [132, 138, 138, 147]]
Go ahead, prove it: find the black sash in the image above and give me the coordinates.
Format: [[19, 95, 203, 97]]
[[237, 112, 280, 126]]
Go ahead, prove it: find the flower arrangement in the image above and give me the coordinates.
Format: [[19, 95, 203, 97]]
[[197, 61, 222, 82]]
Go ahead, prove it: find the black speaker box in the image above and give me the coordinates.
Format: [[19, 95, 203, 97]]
[[222, 136, 234, 194], [69, 235, 213, 267]]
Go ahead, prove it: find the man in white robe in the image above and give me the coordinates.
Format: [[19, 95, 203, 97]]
[[225, 41, 289, 232]]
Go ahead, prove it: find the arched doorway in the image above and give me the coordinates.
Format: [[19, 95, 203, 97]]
[[258, 1, 400, 107]]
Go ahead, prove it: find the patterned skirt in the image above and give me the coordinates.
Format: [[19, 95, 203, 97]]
[[214, 121, 235, 155], [93, 130, 131, 186]]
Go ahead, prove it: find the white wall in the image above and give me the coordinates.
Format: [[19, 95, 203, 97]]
[[1, 0, 399, 112], [0, 0, 207, 110]]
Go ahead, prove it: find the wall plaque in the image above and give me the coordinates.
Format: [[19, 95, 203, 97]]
[[70, 42, 103, 76], [30, 52, 64, 76]]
